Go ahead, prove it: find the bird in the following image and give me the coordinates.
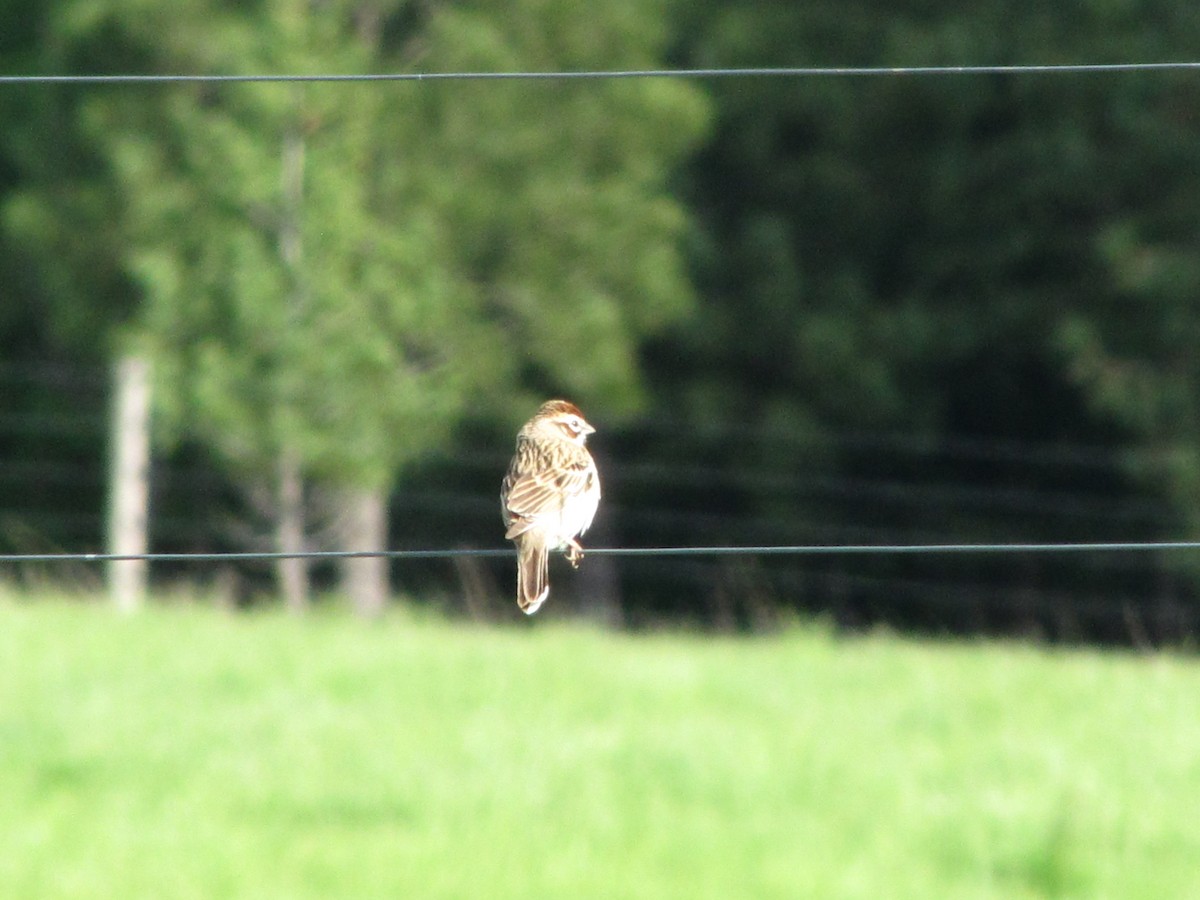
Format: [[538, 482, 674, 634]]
[[500, 399, 602, 614]]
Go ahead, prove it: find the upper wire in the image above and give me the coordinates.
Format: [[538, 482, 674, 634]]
[[2, 63, 1200, 86]]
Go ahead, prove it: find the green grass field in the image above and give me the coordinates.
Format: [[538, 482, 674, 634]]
[[2, 596, 1197, 899]]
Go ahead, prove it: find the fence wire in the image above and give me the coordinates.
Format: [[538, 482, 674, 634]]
[[4, 540, 1200, 565], [3, 62, 1200, 86]]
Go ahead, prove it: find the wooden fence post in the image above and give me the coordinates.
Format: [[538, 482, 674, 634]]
[[108, 354, 151, 612]]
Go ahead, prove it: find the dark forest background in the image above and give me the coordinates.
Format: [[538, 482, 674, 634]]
[[4, 0, 1200, 643]]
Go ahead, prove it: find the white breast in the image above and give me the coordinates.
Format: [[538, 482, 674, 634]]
[[550, 465, 600, 549]]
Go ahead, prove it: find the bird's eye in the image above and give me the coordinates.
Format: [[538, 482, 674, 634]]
[[568, 417, 582, 432]]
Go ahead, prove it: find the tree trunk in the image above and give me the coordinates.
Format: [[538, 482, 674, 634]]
[[274, 111, 310, 612], [107, 354, 151, 612], [337, 485, 390, 618], [276, 444, 309, 612]]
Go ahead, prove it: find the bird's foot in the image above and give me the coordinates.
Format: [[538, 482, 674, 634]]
[[565, 540, 584, 569]]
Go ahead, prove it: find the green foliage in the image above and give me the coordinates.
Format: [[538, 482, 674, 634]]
[[6, 0, 707, 489], [655, 0, 1200, 558], [413, 0, 709, 413], [3, 597, 1199, 897], [9, 0, 1200, 628], [678, 2, 1200, 427]]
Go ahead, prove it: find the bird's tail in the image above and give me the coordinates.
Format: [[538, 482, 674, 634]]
[[516, 538, 550, 615]]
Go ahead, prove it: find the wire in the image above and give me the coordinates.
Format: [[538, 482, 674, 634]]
[[2, 63, 1200, 86], [5, 549, 511, 563], [5, 540, 1200, 564]]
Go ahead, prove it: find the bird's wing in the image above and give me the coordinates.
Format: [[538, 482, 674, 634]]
[[505, 459, 594, 516]]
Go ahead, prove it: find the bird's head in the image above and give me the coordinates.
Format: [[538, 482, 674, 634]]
[[534, 399, 595, 445]]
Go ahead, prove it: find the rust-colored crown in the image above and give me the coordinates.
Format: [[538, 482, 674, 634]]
[[535, 399, 585, 419]]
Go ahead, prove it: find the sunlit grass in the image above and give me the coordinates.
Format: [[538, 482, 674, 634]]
[[1, 595, 1197, 898]]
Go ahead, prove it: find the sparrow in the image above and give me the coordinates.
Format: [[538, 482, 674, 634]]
[[500, 399, 601, 614]]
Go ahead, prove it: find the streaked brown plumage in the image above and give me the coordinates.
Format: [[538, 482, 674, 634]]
[[500, 399, 601, 614]]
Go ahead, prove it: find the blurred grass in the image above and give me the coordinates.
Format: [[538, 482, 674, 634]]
[[1, 595, 1198, 899]]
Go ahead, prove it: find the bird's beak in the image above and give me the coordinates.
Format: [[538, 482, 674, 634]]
[[582, 421, 596, 435]]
